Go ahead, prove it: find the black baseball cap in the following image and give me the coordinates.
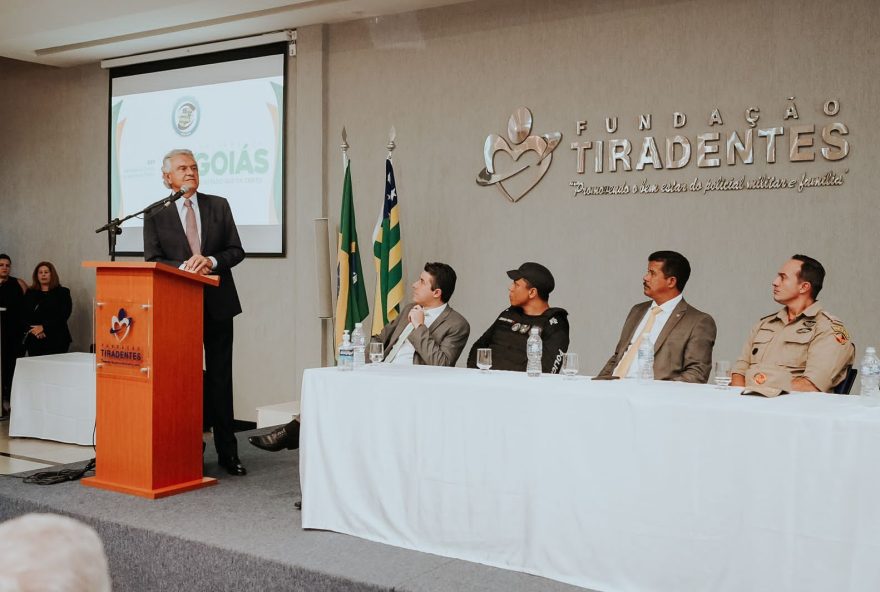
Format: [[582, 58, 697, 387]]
[[507, 262, 555, 297]]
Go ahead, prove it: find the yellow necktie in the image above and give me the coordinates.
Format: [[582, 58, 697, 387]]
[[613, 306, 662, 378], [385, 323, 415, 363]]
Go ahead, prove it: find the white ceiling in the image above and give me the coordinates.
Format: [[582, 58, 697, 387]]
[[0, 0, 472, 68]]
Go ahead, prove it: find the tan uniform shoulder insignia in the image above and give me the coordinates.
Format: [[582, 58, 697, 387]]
[[819, 310, 842, 324], [820, 311, 850, 344]]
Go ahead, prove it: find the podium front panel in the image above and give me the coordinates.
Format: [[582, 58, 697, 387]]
[[95, 299, 151, 380]]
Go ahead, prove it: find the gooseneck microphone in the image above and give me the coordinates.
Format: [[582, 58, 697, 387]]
[[140, 185, 192, 215], [167, 184, 192, 204], [95, 185, 191, 261]]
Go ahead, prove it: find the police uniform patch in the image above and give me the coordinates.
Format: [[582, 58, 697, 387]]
[[549, 318, 558, 326], [511, 323, 521, 332], [820, 311, 850, 345]]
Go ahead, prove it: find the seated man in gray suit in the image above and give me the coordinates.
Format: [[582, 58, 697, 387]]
[[249, 261, 469, 452], [596, 251, 716, 383], [374, 261, 470, 366]]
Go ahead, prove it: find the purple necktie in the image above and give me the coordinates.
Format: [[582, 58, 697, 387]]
[[183, 198, 201, 256]]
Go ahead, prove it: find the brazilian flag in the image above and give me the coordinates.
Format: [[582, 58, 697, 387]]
[[335, 160, 369, 351], [371, 157, 404, 335]]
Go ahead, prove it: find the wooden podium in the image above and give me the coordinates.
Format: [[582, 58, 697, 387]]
[[81, 262, 219, 499]]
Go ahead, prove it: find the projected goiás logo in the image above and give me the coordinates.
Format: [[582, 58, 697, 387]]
[[172, 97, 200, 137]]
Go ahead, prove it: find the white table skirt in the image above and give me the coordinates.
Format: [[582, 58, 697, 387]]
[[300, 365, 880, 592], [9, 352, 96, 445]]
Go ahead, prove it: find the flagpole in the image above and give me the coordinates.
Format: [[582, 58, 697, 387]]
[[333, 126, 370, 354], [323, 126, 348, 365], [334, 126, 349, 354]]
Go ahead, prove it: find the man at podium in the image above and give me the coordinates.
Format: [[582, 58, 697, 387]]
[[143, 148, 247, 476]]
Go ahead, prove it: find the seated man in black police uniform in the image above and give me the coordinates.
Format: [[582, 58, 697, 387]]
[[467, 262, 569, 374]]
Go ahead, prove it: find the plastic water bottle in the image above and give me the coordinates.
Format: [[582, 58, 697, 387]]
[[338, 330, 354, 371], [859, 346, 880, 396], [637, 336, 655, 381], [526, 327, 542, 377], [351, 323, 366, 369]]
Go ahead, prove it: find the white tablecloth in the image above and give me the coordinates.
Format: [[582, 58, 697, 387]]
[[9, 352, 96, 445], [300, 365, 880, 592]]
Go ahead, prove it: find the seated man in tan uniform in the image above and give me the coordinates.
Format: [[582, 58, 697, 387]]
[[731, 254, 855, 395]]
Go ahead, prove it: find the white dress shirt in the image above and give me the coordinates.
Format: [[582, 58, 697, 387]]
[[391, 303, 448, 365], [621, 293, 683, 378]]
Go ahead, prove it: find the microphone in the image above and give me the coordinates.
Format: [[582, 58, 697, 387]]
[[168, 185, 192, 203], [142, 185, 191, 215]]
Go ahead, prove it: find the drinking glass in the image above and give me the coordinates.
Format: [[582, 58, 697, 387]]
[[369, 341, 384, 364], [562, 352, 579, 379], [476, 348, 492, 373], [714, 360, 732, 388]]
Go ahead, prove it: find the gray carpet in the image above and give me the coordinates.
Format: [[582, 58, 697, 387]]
[[0, 429, 593, 592]]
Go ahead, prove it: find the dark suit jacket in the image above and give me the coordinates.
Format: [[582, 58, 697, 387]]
[[143, 192, 244, 321], [597, 298, 716, 383], [374, 302, 470, 366]]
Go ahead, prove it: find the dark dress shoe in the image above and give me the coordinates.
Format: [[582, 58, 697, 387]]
[[248, 420, 300, 452], [218, 455, 247, 476]]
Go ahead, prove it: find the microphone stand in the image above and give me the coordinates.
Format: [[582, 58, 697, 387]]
[[95, 189, 188, 261]]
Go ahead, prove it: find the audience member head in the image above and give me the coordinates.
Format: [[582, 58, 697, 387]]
[[0, 513, 112, 592], [31, 261, 60, 291], [0, 254, 10, 282]]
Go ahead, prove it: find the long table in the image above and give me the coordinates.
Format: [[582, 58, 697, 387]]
[[299, 365, 880, 592], [9, 352, 96, 445]]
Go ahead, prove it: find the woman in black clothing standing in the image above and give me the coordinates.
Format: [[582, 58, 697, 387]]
[[23, 261, 72, 356]]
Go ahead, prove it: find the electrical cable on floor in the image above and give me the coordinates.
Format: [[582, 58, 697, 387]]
[[21, 458, 96, 485], [1, 420, 98, 485]]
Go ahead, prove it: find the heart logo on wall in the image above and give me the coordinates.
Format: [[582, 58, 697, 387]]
[[476, 107, 561, 203], [110, 308, 133, 343]]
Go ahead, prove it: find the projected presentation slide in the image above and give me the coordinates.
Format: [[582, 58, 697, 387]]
[[109, 52, 285, 254]]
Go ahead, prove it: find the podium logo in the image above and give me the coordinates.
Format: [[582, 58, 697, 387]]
[[476, 107, 561, 203], [110, 309, 134, 343], [172, 97, 200, 137]]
